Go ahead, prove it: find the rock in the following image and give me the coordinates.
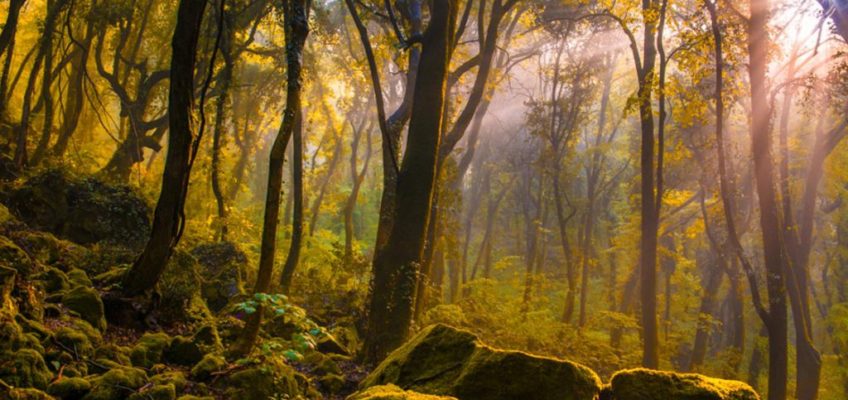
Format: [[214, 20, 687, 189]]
[[317, 332, 350, 356], [190, 354, 226, 381], [6, 231, 92, 273], [82, 366, 147, 400], [319, 374, 347, 394], [61, 286, 106, 331], [163, 336, 203, 366], [35, 267, 69, 293], [347, 385, 458, 400], [6, 170, 151, 250], [158, 251, 210, 326], [0, 348, 53, 389], [47, 377, 92, 399], [127, 384, 175, 400], [8, 388, 53, 400], [0, 235, 36, 277], [92, 344, 132, 367], [603, 368, 760, 400], [362, 324, 601, 400], [53, 327, 95, 358], [66, 269, 92, 287], [222, 364, 302, 400], [150, 371, 188, 393], [130, 332, 172, 369], [190, 242, 247, 312]]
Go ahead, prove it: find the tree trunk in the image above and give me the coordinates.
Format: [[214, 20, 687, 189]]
[[52, 26, 95, 158], [121, 0, 208, 296], [211, 13, 234, 242], [363, 0, 455, 363], [688, 254, 724, 371], [344, 118, 371, 263], [747, 0, 789, 398], [231, 0, 309, 357]]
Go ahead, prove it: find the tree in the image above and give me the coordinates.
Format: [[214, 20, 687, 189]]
[[362, 0, 456, 363], [231, 0, 310, 357], [121, 0, 210, 296]]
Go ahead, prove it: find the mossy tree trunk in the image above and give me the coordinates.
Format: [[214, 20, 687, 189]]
[[231, 0, 309, 357], [121, 0, 209, 296]]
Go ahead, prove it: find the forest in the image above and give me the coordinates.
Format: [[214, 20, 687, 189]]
[[0, 0, 846, 399]]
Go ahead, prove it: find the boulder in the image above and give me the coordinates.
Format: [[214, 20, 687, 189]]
[[162, 336, 203, 366], [603, 369, 760, 400], [6, 170, 151, 250], [130, 332, 172, 368], [347, 385, 458, 400], [190, 242, 247, 312], [0, 348, 53, 389], [222, 363, 304, 400], [362, 324, 601, 400], [82, 366, 147, 400], [47, 377, 92, 399], [7, 388, 53, 400], [190, 354, 226, 380], [61, 286, 106, 331]]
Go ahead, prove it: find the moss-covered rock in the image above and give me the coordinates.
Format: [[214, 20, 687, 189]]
[[53, 327, 95, 358], [604, 368, 760, 400], [130, 332, 172, 368], [318, 332, 351, 356], [0, 235, 36, 277], [92, 344, 131, 366], [61, 286, 106, 331], [35, 267, 69, 293], [158, 251, 211, 325], [8, 387, 53, 400], [190, 242, 247, 312], [47, 377, 92, 399], [82, 366, 147, 400], [127, 383, 176, 400], [150, 371, 188, 393], [0, 348, 53, 389], [347, 385, 459, 400], [176, 396, 215, 400], [6, 170, 151, 250], [67, 269, 92, 287], [190, 354, 226, 380], [163, 336, 203, 366], [362, 324, 601, 400], [319, 373, 347, 394], [222, 363, 302, 400], [6, 230, 93, 273]]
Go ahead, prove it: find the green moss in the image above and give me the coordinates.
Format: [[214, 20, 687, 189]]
[[176, 396, 215, 400], [6, 231, 92, 273], [317, 332, 350, 356], [607, 368, 760, 400], [222, 364, 301, 400], [8, 387, 53, 400], [318, 373, 347, 394], [93, 344, 132, 366], [61, 286, 106, 331], [53, 327, 95, 358], [190, 354, 226, 380], [362, 324, 601, 400], [150, 371, 188, 393], [47, 377, 92, 399], [0, 348, 53, 389], [348, 385, 458, 400], [0, 312, 27, 352], [130, 332, 172, 368], [163, 336, 203, 366], [66, 269, 92, 287], [191, 324, 221, 351], [35, 267, 70, 293], [127, 384, 176, 400], [0, 236, 36, 277], [82, 366, 147, 400]]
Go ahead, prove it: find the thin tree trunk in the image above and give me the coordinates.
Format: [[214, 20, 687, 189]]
[[231, 0, 309, 357]]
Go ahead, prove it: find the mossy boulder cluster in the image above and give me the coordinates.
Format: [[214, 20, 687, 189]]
[[4, 170, 151, 251], [357, 324, 760, 400]]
